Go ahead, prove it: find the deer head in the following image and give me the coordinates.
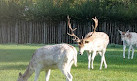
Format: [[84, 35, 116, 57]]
[[17, 72, 24, 81], [118, 30, 129, 41], [67, 16, 98, 55]]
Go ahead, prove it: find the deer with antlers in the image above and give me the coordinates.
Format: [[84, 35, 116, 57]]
[[67, 16, 109, 70]]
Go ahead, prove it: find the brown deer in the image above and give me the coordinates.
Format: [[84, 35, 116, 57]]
[[67, 16, 109, 70]]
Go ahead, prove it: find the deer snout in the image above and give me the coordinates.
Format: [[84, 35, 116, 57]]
[[79, 51, 83, 55], [79, 47, 84, 55]]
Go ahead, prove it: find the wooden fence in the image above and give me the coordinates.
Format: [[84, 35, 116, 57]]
[[0, 20, 137, 44]]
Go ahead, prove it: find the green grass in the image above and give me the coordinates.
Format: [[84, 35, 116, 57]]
[[0, 44, 137, 81]]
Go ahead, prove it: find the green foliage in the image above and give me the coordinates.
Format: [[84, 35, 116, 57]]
[[0, 0, 137, 21]]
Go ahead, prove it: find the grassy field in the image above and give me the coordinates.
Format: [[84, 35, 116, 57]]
[[0, 44, 137, 81]]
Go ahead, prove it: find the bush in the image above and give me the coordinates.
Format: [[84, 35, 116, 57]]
[[0, 0, 137, 21]]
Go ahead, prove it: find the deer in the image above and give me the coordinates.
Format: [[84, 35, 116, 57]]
[[17, 43, 77, 81], [67, 16, 109, 70], [118, 30, 137, 59]]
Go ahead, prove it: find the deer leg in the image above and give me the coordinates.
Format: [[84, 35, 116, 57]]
[[102, 49, 107, 69], [103, 55, 107, 69], [60, 68, 72, 81], [99, 50, 107, 70], [67, 59, 74, 81], [99, 52, 103, 70], [91, 51, 96, 69], [67, 60, 73, 73], [45, 69, 51, 81], [123, 45, 126, 59], [66, 63, 73, 81], [87, 53, 91, 70], [67, 71, 73, 81], [59, 60, 73, 81], [128, 45, 132, 59], [34, 68, 41, 81], [100, 55, 104, 70], [131, 46, 134, 59]]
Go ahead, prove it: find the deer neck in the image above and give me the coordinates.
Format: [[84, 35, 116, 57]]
[[22, 66, 33, 81]]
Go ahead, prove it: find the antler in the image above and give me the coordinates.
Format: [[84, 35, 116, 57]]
[[85, 17, 98, 38], [67, 15, 80, 42], [92, 17, 98, 33]]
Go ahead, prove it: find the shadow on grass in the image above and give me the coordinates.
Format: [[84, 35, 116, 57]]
[[0, 49, 35, 62], [0, 64, 27, 70], [73, 62, 137, 73], [1, 45, 137, 73]]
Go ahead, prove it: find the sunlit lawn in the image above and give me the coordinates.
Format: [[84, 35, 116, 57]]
[[0, 44, 137, 81]]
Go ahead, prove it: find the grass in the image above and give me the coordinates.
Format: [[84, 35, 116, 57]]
[[0, 44, 137, 81]]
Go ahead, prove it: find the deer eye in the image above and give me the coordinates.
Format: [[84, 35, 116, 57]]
[[78, 42, 81, 45], [85, 41, 89, 43]]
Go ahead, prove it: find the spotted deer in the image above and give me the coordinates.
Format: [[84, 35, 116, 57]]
[[67, 16, 109, 70], [17, 44, 77, 81], [118, 30, 137, 59]]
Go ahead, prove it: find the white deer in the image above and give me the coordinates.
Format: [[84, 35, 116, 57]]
[[118, 30, 137, 59], [67, 16, 109, 70], [17, 43, 77, 81]]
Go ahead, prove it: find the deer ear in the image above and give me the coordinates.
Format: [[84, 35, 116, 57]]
[[126, 30, 129, 33], [118, 30, 122, 34], [85, 41, 89, 43], [19, 72, 22, 77]]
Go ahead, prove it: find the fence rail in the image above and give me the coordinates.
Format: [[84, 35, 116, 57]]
[[0, 20, 137, 44]]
